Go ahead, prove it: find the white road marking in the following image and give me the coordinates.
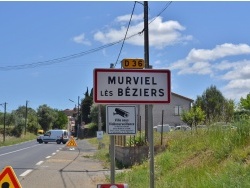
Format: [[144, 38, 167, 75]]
[[0, 145, 39, 157], [52, 152, 56, 155], [20, 169, 33, 177], [46, 156, 51, 159], [36, 161, 44, 165]]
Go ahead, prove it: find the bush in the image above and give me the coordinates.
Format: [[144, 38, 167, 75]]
[[11, 125, 23, 137], [126, 132, 146, 146]]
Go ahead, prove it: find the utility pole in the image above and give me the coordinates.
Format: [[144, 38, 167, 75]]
[[144, 1, 149, 142], [77, 96, 80, 140], [144, 1, 155, 188], [1, 102, 7, 142], [24, 100, 28, 135]]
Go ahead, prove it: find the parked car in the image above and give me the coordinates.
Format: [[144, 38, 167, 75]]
[[37, 129, 69, 144], [153, 124, 172, 132], [174, 125, 191, 131], [37, 129, 44, 135]]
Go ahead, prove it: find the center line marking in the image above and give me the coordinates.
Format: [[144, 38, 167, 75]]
[[20, 169, 32, 177], [36, 161, 44, 165]]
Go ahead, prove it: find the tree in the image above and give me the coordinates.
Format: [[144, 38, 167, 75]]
[[89, 104, 106, 130], [81, 87, 93, 124], [13, 106, 37, 133], [223, 99, 235, 123], [181, 106, 205, 130], [37, 104, 57, 132], [195, 85, 225, 124], [240, 93, 250, 111], [52, 110, 68, 129]]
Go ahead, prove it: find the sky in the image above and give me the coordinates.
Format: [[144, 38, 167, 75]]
[[1, 1, 250, 112]]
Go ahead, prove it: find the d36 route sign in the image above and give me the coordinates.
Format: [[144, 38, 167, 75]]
[[122, 58, 145, 69], [93, 69, 171, 104]]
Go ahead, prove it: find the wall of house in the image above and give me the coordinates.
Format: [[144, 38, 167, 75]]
[[139, 93, 193, 130]]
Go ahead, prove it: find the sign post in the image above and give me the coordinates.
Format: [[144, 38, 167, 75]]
[[93, 68, 171, 187]]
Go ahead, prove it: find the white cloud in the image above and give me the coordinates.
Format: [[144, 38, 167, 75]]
[[187, 43, 250, 62], [178, 61, 212, 75], [220, 60, 250, 80], [73, 33, 91, 46], [94, 15, 192, 49], [115, 13, 143, 22], [222, 79, 250, 100], [169, 43, 250, 101]]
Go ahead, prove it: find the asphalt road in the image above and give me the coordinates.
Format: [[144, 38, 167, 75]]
[[18, 139, 108, 188], [0, 140, 63, 177]]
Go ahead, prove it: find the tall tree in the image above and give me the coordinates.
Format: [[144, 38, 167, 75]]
[[52, 110, 68, 129], [195, 85, 225, 124], [37, 104, 57, 132], [90, 88, 93, 97], [81, 95, 93, 124], [85, 87, 89, 97]]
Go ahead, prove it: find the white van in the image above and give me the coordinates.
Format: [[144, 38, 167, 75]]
[[37, 129, 69, 144]]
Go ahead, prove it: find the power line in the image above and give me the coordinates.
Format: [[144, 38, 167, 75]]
[[0, 32, 140, 71], [0, 2, 172, 71], [149, 1, 172, 25], [114, 1, 137, 68]]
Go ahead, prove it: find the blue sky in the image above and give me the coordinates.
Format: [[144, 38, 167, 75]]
[[1, 1, 250, 112]]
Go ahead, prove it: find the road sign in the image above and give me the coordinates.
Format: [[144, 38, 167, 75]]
[[66, 136, 77, 147], [93, 69, 171, 104], [106, 105, 137, 135], [97, 183, 128, 188], [0, 166, 22, 188], [97, 131, 103, 139], [122, 58, 144, 69]]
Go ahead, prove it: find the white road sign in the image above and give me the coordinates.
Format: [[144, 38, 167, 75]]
[[106, 105, 137, 135], [93, 69, 171, 104]]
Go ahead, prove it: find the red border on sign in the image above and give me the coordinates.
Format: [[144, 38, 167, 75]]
[[93, 68, 171, 104], [0, 166, 22, 188]]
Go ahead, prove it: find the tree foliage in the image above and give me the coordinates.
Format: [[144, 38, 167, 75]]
[[181, 106, 205, 128], [37, 104, 57, 132], [52, 110, 68, 129], [89, 104, 106, 130], [194, 85, 226, 124], [240, 93, 250, 111], [81, 87, 93, 124], [223, 99, 235, 123]]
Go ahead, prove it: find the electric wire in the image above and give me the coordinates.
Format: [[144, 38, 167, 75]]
[[149, 1, 172, 25], [114, 1, 137, 68], [0, 32, 139, 71], [0, 2, 172, 71]]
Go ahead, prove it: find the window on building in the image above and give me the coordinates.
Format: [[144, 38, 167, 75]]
[[174, 106, 182, 116]]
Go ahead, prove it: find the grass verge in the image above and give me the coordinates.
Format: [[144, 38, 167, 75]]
[[89, 120, 250, 187]]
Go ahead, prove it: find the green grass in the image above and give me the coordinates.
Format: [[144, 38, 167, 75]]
[[88, 120, 250, 188], [0, 132, 37, 147]]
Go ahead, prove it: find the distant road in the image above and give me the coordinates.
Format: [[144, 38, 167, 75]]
[[0, 140, 64, 179]]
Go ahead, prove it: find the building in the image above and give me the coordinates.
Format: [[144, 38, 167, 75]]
[[63, 108, 77, 133], [139, 92, 193, 130]]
